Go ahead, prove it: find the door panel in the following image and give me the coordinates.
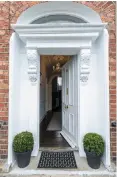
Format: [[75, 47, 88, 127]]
[[62, 55, 78, 148], [69, 60, 74, 106], [69, 113, 74, 135]]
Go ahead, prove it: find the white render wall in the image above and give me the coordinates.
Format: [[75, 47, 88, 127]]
[[79, 48, 99, 157], [19, 49, 40, 156], [19, 54, 47, 125], [9, 45, 48, 146], [19, 50, 31, 131], [79, 32, 110, 167], [8, 33, 22, 164], [95, 29, 110, 167]]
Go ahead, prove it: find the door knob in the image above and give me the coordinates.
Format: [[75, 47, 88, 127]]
[[65, 105, 68, 109]]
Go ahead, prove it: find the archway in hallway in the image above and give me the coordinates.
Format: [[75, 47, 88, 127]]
[[48, 76, 62, 131]]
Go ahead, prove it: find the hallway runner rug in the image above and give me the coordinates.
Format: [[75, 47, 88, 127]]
[[37, 151, 77, 168]]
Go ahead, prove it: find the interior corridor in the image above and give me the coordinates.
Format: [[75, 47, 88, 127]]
[[40, 55, 71, 148]]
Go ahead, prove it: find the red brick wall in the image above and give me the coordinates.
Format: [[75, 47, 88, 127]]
[[0, 1, 116, 162]]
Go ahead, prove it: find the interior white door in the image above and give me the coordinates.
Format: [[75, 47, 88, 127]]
[[61, 55, 78, 148]]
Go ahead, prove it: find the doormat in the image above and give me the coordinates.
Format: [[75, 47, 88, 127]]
[[37, 151, 77, 168]]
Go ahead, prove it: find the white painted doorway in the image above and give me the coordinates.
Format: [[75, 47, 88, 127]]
[[61, 56, 79, 148], [8, 1, 110, 169]]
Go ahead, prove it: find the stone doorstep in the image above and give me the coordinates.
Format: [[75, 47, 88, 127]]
[[0, 151, 116, 176], [0, 165, 2, 173], [0, 172, 116, 177], [0, 164, 116, 177], [1, 165, 116, 177], [0, 160, 7, 173]]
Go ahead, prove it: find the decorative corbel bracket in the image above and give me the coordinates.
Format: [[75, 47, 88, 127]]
[[27, 49, 38, 84], [80, 49, 91, 85]]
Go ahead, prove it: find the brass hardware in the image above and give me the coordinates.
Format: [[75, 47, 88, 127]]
[[65, 105, 68, 109]]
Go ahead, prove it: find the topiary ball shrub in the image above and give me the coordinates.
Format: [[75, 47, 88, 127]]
[[13, 131, 34, 153], [83, 133, 105, 156]]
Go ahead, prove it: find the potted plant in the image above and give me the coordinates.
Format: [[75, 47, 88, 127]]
[[13, 131, 34, 168], [83, 133, 105, 169]]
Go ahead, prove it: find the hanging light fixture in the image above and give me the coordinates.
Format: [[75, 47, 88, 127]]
[[53, 62, 61, 72]]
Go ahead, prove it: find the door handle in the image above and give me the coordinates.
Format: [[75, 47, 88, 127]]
[[65, 105, 68, 109]]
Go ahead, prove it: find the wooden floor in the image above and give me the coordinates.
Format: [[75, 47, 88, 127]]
[[40, 131, 70, 147], [47, 112, 62, 131], [40, 110, 70, 148]]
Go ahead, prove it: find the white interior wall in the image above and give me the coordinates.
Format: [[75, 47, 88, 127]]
[[45, 78, 49, 112], [47, 74, 60, 111], [48, 84, 52, 111], [40, 58, 47, 122]]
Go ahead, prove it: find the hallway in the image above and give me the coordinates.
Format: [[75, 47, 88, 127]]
[[40, 111, 70, 148]]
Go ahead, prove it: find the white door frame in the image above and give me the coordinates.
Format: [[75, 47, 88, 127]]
[[8, 23, 110, 169]]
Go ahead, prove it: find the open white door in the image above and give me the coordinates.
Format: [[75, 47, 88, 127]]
[[61, 55, 78, 148]]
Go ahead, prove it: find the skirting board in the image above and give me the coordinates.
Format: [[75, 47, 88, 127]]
[[40, 113, 47, 123]]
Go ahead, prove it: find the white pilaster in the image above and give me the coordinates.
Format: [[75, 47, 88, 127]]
[[26, 49, 40, 156], [79, 49, 91, 85], [27, 49, 38, 84], [79, 48, 91, 157]]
